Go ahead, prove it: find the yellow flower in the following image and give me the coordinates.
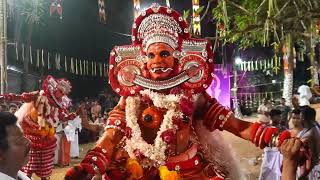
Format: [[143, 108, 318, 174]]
[[159, 166, 180, 180], [126, 158, 143, 180]]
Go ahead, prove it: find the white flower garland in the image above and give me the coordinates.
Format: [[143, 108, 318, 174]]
[[124, 90, 200, 165]]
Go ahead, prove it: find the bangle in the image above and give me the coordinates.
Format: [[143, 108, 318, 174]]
[[253, 124, 266, 147], [250, 122, 262, 142]]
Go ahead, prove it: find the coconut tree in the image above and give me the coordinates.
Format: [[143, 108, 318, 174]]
[[212, 0, 320, 105], [12, 0, 47, 91]]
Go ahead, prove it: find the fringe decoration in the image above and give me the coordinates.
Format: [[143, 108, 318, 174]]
[[29, 46, 33, 64], [41, 49, 44, 67], [194, 122, 246, 180], [36, 49, 40, 67]]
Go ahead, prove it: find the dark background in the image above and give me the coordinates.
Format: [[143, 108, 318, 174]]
[[6, 0, 215, 98]]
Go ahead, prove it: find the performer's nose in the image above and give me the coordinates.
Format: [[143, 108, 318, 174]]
[[153, 54, 163, 64]]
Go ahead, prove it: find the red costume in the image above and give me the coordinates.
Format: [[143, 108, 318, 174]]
[[2, 75, 73, 179], [65, 4, 294, 180]]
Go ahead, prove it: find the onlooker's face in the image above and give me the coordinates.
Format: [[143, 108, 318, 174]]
[[271, 115, 281, 126], [281, 98, 286, 105], [263, 99, 267, 104], [8, 107, 17, 114], [292, 97, 299, 107], [291, 113, 302, 127], [0, 125, 30, 174]]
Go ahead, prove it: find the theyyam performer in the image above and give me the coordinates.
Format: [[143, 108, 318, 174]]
[[1, 75, 74, 180], [65, 4, 307, 180]]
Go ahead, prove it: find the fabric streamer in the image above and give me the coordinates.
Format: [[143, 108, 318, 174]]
[[50, 0, 63, 19], [65, 56, 68, 72], [133, 0, 140, 19], [192, 0, 201, 35], [29, 46, 33, 64], [36, 49, 40, 67], [98, 0, 106, 24]]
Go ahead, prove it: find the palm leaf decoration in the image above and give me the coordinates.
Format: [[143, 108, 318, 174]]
[[16, 0, 47, 25]]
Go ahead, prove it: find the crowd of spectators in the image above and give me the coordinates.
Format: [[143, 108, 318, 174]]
[[0, 102, 21, 114], [72, 91, 120, 144]]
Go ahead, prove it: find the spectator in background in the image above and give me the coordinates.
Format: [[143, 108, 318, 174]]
[[90, 100, 101, 122], [98, 91, 107, 116], [0, 104, 8, 112], [296, 106, 320, 179], [0, 112, 31, 180], [257, 99, 272, 124], [289, 108, 304, 137], [276, 98, 291, 128], [8, 104, 18, 114], [0, 105, 4, 113], [259, 109, 287, 180]]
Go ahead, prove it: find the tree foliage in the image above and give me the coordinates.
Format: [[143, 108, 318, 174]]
[[14, 0, 47, 25], [212, 0, 320, 49]]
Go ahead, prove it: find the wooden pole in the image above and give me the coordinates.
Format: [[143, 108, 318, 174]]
[[0, 0, 7, 93]]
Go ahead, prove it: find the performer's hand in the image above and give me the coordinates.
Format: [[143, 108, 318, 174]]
[[65, 165, 92, 180], [91, 174, 102, 180]]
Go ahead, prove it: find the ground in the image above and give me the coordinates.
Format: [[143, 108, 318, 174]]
[[32, 116, 266, 180]]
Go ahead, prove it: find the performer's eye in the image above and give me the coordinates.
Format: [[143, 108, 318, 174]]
[[148, 53, 155, 59], [160, 51, 170, 58]]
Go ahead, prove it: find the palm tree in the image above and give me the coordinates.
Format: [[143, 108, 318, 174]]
[[14, 0, 47, 91]]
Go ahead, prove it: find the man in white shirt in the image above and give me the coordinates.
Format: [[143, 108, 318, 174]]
[[257, 99, 272, 124], [0, 112, 31, 180]]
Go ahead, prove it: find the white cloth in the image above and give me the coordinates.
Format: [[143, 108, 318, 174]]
[[54, 133, 62, 165], [17, 170, 31, 180], [0, 172, 15, 180], [298, 85, 312, 106], [257, 103, 271, 123], [64, 116, 82, 142], [70, 131, 80, 158], [259, 147, 283, 180], [64, 124, 75, 142], [0, 171, 31, 180], [69, 116, 82, 158]]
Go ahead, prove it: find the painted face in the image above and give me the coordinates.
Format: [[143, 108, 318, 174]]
[[146, 43, 175, 80], [54, 88, 64, 98]]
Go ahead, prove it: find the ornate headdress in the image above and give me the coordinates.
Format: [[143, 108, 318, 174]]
[[108, 4, 214, 96], [42, 75, 72, 108], [132, 3, 190, 51]]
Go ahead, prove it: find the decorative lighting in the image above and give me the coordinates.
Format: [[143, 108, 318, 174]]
[[192, 0, 201, 35], [235, 57, 242, 65]]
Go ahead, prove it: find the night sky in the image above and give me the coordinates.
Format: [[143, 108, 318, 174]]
[[7, 0, 214, 98]]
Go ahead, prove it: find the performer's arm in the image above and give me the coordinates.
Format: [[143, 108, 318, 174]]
[[0, 91, 39, 102], [65, 98, 126, 179], [202, 96, 290, 148]]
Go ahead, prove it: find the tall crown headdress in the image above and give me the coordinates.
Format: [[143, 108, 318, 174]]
[[132, 3, 190, 51]]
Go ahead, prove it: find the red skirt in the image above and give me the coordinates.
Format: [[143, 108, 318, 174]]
[[21, 134, 57, 178]]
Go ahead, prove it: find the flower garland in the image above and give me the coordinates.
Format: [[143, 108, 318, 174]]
[[124, 95, 179, 165], [124, 89, 200, 166]]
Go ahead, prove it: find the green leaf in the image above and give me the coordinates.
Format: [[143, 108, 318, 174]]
[[195, 6, 205, 14], [183, 9, 190, 21]]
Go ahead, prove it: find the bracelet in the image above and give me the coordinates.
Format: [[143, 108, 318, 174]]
[[253, 124, 266, 147], [204, 101, 233, 131], [250, 122, 262, 142]]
